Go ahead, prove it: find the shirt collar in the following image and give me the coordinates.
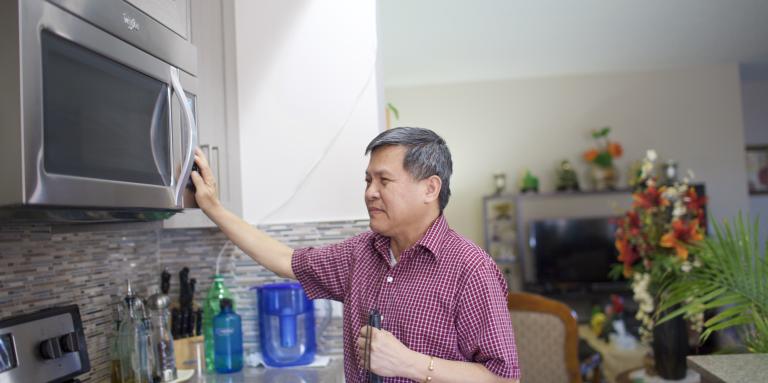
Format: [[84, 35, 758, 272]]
[[372, 214, 449, 262]]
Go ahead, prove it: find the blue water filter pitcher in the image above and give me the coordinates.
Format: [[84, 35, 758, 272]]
[[256, 283, 330, 367]]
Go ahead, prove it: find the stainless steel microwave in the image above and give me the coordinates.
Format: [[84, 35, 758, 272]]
[[0, 0, 199, 222]]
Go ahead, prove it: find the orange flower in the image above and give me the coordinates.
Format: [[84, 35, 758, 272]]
[[660, 219, 704, 261], [632, 184, 669, 209], [583, 149, 598, 162], [616, 238, 639, 278], [608, 141, 623, 158], [685, 187, 708, 217]]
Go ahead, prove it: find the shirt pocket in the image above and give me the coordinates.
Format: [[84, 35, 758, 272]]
[[394, 287, 458, 357]]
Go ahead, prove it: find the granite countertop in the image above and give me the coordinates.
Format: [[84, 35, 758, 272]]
[[188, 356, 344, 383], [687, 353, 768, 383]]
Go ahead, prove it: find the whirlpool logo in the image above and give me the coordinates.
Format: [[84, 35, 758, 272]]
[[122, 13, 140, 31]]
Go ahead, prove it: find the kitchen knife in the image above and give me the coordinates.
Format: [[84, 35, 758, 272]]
[[179, 267, 190, 308], [171, 308, 181, 338], [161, 269, 171, 295], [187, 278, 197, 337], [195, 309, 203, 336]]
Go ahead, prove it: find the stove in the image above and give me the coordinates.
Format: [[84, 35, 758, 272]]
[[0, 305, 90, 383]]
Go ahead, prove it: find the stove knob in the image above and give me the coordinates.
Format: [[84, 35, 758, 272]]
[[39, 338, 63, 360], [59, 332, 80, 353]]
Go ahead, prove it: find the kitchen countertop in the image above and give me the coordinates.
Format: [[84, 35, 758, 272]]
[[687, 353, 768, 383], [188, 356, 344, 383]]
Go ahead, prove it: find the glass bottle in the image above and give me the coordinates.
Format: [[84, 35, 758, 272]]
[[118, 285, 152, 383], [213, 298, 243, 373], [111, 304, 123, 383], [202, 275, 235, 372]]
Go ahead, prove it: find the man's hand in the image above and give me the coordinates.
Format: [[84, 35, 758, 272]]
[[190, 147, 221, 213], [356, 325, 519, 383], [356, 325, 420, 378]]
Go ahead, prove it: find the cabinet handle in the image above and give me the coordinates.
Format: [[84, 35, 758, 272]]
[[200, 144, 210, 163], [212, 146, 221, 198]]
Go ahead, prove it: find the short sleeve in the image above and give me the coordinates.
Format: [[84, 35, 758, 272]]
[[291, 234, 367, 302], [455, 260, 520, 379]]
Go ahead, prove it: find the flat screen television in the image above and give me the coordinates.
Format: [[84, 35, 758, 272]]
[[527, 216, 620, 290]]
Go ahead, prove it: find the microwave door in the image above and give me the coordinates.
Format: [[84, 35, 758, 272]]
[[33, 29, 178, 210], [170, 67, 199, 209]]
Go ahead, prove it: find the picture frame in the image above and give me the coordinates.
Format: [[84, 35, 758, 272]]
[[746, 145, 768, 194]]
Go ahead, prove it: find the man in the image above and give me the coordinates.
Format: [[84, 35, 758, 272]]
[[191, 127, 520, 382]]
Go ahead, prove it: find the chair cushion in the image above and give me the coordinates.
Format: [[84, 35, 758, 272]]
[[510, 311, 569, 383]]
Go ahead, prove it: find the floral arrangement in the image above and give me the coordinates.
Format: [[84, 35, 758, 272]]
[[612, 150, 707, 342], [583, 126, 624, 168]]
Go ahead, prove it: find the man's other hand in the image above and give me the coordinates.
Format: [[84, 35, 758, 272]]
[[356, 325, 420, 378]]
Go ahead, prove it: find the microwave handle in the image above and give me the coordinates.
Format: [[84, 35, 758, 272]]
[[170, 67, 198, 207]]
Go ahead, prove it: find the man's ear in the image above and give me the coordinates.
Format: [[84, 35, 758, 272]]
[[424, 175, 442, 204]]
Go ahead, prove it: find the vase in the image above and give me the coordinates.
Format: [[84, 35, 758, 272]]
[[590, 165, 618, 190], [652, 310, 688, 379]]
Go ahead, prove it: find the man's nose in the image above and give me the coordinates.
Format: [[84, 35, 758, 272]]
[[365, 184, 380, 200]]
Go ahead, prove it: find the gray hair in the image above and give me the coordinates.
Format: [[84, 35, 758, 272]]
[[365, 127, 453, 211]]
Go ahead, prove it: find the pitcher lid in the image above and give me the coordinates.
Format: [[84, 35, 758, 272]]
[[252, 282, 303, 291]]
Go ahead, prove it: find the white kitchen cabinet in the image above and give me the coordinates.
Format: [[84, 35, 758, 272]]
[[169, 0, 382, 227], [233, 0, 383, 225], [164, 0, 241, 228]]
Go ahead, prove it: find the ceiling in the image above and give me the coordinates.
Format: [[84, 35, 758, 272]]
[[379, 0, 768, 87]]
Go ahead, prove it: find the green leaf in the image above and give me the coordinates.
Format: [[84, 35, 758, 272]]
[[656, 213, 768, 349], [594, 152, 613, 167], [387, 102, 400, 120], [591, 126, 611, 139]]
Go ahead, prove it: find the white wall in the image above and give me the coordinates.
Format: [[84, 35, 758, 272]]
[[233, 0, 382, 224], [387, 64, 749, 246], [741, 70, 768, 247]]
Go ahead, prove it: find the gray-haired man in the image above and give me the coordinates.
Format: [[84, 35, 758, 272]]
[[191, 127, 520, 382]]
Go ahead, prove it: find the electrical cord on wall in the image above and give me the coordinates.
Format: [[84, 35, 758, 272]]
[[256, 55, 378, 225], [215, 240, 232, 275]]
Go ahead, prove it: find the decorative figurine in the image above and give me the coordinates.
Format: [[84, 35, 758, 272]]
[[492, 172, 507, 195], [555, 160, 580, 191], [520, 170, 539, 193], [661, 160, 678, 185]]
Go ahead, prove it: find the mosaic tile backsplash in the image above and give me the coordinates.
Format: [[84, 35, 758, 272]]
[[0, 219, 369, 382]]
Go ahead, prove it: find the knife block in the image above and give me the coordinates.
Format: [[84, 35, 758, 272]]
[[173, 335, 205, 371]]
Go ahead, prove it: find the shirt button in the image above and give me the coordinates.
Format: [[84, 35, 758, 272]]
[[386, 276, 394, 283]]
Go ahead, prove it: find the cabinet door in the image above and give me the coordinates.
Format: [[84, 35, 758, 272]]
[[164, 0, 237, 228]]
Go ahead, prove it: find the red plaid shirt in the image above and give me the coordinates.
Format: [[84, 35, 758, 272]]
[[292, 215, 520, 382]]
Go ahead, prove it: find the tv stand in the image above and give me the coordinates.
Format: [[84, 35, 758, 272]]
[[524, 283, 634, 324]]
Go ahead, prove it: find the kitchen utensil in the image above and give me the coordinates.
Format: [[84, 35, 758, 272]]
[[147, 286, 178, 382]]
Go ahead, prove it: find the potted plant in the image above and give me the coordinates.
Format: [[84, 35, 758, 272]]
[[611, 150, 707, 379], [583, 126, 623, 190], [656, 214, 768, 353]]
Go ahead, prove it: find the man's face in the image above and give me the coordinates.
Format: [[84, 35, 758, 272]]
[[364, 145, 428, 237]]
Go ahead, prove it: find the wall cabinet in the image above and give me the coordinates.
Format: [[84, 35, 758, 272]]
[[233, 0, 382, 224], [164, 0, 240, 228], [168, 0, 381, 227]]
